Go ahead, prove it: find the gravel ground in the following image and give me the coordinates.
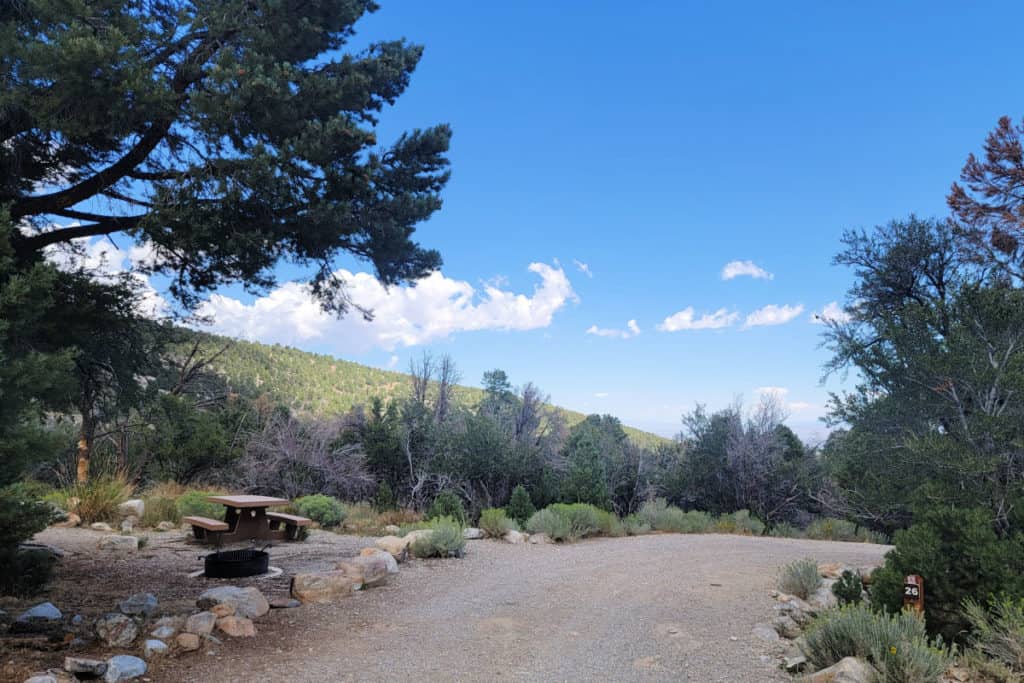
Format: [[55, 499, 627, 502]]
[[153, 533, 890, 683]]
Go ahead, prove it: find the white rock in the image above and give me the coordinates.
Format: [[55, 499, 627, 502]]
[[95, 613, 138, 647], [117, 499, 145, 519], [63, 656, 107, 676], [119, 593, 157, 616], [103, 655, 146, 682], [809, 582, 838, 610], [184, 611, 216, 635], [90, 522, 114, 532], [98, 535, 138, 552], [529, 533, 553, 544], [17, 602, 62, 623], [358, 548, 399, 574], [156, 521, 176, 531], [751, 622, 781, 641], [503, 529, 528, 544], [462, 527, 484, 540], [805, 656, 871, 683], [196, 586, 269, 619], [142, 639, 168, 659], [383, 524, 401, 534]]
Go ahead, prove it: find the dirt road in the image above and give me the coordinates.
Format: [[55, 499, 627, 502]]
[[162, 533, 889, 683]]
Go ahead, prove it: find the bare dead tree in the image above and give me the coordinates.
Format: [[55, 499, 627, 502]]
[[435, 354, 460, 423], [409, 352, 434, 407], [169, 339, 232, 408]]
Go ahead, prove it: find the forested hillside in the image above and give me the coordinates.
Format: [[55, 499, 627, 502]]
[[182, 330, 670, 449]]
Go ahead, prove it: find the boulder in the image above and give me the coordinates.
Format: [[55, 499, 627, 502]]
[[805, 656, 871, 683], [210, 603, 235, 618], [809, 582, 839, 611], [156, 521, 176, 532], [783, 654, 807, 672], [374, 535, 409, 562], [11, 603, 62, 635], [184, 611, 216, 636], [117, 499, 145, 519], [55, 513, 82, 528], [772, 615, 802, 639], [775, 596, 814, 625], [103, 655, 146, 682], [383, 524, 401, 534], [462, 527, 484, 540], [175, 633, 200, 651], [118, 593, 158, 617], [268, 598, 301, 609], [150, 616, 183, 639], [196, 586, 269, 619], [98, 535, 138, 552], [818, 562, 846, 580], [142, 639, 168, 659], [402, 529, 433, 546], [359, 547, 399, 574], [751, 622, 781, 642], [503, 529, 528, 544], [336, 555, 390, 589], [95, 613, 138, 648], [90, 522, 114, 532], [216, 616, 256, 637], [290, 571, 358, 604], [530, 533, 553, 544], [25, 673, 76, 683], [17, 602, 62, 623], [120, 518, 134, 533], [63, 656, 107, 676]]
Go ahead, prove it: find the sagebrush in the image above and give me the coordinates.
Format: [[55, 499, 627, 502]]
[[778, 558, 822, 600]]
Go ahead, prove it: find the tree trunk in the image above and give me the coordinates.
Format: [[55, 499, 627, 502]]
[[76, 415, 94, 482]]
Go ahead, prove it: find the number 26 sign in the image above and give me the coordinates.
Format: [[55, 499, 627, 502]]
[[903, 574, 924, 613]]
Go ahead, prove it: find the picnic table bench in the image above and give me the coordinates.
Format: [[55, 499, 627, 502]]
[[185, 495, 312, 544]]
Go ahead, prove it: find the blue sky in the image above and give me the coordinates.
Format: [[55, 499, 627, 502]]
[[113, 2, 1024, 441]]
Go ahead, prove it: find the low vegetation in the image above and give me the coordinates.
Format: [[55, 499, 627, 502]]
[[832, 570, 865, 606], [778, 558, 822, 600], [48, 474, 135, 524], [294, 494, 347, 528], [478, 508, 516, 537], [409, 516, 466, 558], [962, 596, 1024, 675], [800, 605, 951, 681]]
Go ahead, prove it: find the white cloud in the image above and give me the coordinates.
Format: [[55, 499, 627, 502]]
[[810, 301, 852, 325], [594, 392, 609, 398], [743, 303, 804, 328], [196, 261, 577, 353], [757, 386, 789, 399], [658, 307, 739, 331], [586, 318, 640, 339], [788, 401, 813, 412], [573, 259, 593, 278], [755, 387, 815, 414], [721, 260, 774, 281], [387, 355, 399, 369]]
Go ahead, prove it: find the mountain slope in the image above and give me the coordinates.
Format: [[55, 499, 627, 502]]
[[183, 331, 671, 449]]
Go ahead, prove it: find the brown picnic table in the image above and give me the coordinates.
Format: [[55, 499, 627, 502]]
[[183, 495, 312, 544]]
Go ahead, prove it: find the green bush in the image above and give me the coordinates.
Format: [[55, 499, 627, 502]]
[[548, 503, 606, 541], [0, 488, 55, 548], [373, 481, 396, 512], [640, 498, 713, 533], [833, 570, 864, 606], [409, 516, 465, 558], [769, 522, 804, 538], [779, 558, 822, 600], [141, 496, 180, 527], [856, 527, 891, 545], [805, 517, 859, 542], [622, 514, 651, 535], [294, 494, 346, 527], [478, 508, 516, 537], [714, 509, 765, 536], [175, 490, 224, 520], [870, 507, 1024, 642], [963, 596, 1024, 674], [427, 491, 466, 525], [526, 507, 572, 541], [0, 548, 55, 597], [506, 485, 535, 526], [800, 605, 951, 681]]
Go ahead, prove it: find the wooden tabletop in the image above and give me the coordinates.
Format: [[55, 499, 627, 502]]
[[206, 495, 289, 508]]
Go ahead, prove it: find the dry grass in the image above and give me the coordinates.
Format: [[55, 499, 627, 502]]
[[342, 502, 422, 536]]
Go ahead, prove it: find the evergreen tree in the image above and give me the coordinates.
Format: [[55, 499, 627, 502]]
[[506, 484, 535, 526]]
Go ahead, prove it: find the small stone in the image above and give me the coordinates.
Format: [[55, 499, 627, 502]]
[[117, 499, 145, 519], [156, 521, 176, 532], [143, 639, 168, 659], [184, 611, 216, 635], [383, 524, 401, 534], [176, 633, 200, 651], [150, 615, 183, 638], [809, 582, 839, 610], [120, 518, 134, 533], [503, 529, 528, 544], [119, 592, 158, 616], [90, 522, 114, 532], [752, 623, 781, 641], [529, 533, 553, 544], [150, 625, 175, 639], [24, 675, 59, 683], [196, 586, 269, 619], [97, 535, 138, 552], [462, 527, 484, 540], [95, 613, 138, 647], [268, 598, 301, 609], [216, 616, 256, 637], [63, 656, 107, 676], [783, 655, 807, 672], [772, 615, 802, 639], [70, 614, 83, 626], [358, 547, 399, 574], [209, 603, 235, 618], [103, 654, 146, 682], [805, 656, 870, 683]]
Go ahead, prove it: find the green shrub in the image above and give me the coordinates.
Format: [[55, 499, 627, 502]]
[[769, 522, 804, 538], [175, 490, 224, 520], [506, 485, 536, 526], [800, 605, 951, 681], [714, 509, 765, 536], [833, 570, 864, 606], [409, 516, 465, 558], [373, 481, 396, 512], [0, 488, 56, 548], [427, 491, 466, 525], [479, 508, 516, 537], [294, 494, 346, 527], [856, 527, 891, 545], [963, 596, 1024, 673], [0, 548, 55, 597], [55, 474, 134, 523], [622, 514, 651, 535], [870, 507, 1024, 642], [141, 496, 180, 527], [547, 503, 606, 541], [526, 507, 572, 541], [779, 558, 822, 600], [805, 517, 859, 542]]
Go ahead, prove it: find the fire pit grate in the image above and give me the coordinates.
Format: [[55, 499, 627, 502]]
[[203, 548, 270, 578]]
